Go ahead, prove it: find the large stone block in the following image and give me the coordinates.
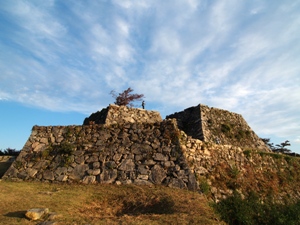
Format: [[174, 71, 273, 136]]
[[150, 165, 166, 184], [69, 164, 89, 180]]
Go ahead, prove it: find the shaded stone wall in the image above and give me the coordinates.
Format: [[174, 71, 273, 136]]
[[167, 104, 270, 152], [0, 156, 15, 178], [83, 104, 162, 125], [166, 105, 203, 140]]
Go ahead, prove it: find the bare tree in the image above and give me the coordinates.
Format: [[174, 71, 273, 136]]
[[110, 87, 144, 107], [260, 138, 275, 151], [274, 140, 291, 153], [261, 138, 292, 153]]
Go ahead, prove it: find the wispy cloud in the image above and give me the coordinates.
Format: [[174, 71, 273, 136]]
[[0, 0, 299, 150]]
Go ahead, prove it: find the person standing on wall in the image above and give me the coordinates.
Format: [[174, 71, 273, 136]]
[[142, 101, 145, 109]]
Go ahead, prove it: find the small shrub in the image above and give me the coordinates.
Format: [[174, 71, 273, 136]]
[[229, 165, 240, 179], [259, 152, 265, 157], [243, 150, 251, 158], [207, 119, 213, 126], [199, 178, 210, 195], [284, 155, 295, 163], [41, 149, 50, 159], [63, 155, 73, 167], [214, 191, 300, 225], [221, 124, 231, 133], [57, 142, 74, 155], [259, 152, 283, 160], [270, 153, 283, 159], [235, 130, 245, 140], [63, 127, 74, 138], [45, 142, 75, 167]]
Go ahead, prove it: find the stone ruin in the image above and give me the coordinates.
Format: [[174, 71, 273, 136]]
[[5, 104, 299, 202], [167, 104, 270, 152], [83, 104, 162, 125]]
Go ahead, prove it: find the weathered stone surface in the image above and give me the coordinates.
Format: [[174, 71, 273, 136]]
[[17, 171, 27, 179], [163, 161, 175, 168], [188, 173, 198, 191], [40, 138, 49, 144], [99, 169, 117, 183], [113, 153, 122, 162], [153, 153, 168, 161], [55, 167, 67, 175], [4, 166, 18, 177], [143, 159, 156, 166], [135, 154, 143, 161], [75, 156, 85, 164], [93, 162, 101, 169], [134, 179, 153, 186], [150, 165, 166, 184], [195, 166, 208, 175], [26, 168, 38, 177], [69, 164, 89, 180], [33, 161, 49, 169], [25, 208, 49, 221], [43, 170, 54, 181], [137, 174, 148, 180], [33, 143, 46, 152], [138, 165, 149, 175], [119, 159, 135, 171], [82, 175, 96, 184], [57, 175, 68, 182], [168, 178, 187, 189], [105, 161, 117, 169], [87, 169, 101, 175], [86, 155, 99, 163], [83, 104, 162, 125]]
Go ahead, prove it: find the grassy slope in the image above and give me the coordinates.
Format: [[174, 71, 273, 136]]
[[0, 181, 225, 225]]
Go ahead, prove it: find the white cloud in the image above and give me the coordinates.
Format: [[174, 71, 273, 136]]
[[0, 0, 300, 152], [295, 137, 300, 144]]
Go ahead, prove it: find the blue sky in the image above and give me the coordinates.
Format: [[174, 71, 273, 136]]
[[0, 0, 300, 153]]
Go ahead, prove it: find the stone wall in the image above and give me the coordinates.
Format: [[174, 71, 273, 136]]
[[3, 121, 300, 202], [167, 104, 270, 152], [3, 120, 197, 190], [3, 104, 299, 202], [179, 132, 300, 201], [83, 104, 162, 125]]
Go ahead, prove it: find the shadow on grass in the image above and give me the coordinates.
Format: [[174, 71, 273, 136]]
[[4, 211, 27, 218], [0, 162, 13, 178], [118, 195, 175, 216]]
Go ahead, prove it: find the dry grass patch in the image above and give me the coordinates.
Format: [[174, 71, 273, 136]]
[[0, 181, 224, 225]]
